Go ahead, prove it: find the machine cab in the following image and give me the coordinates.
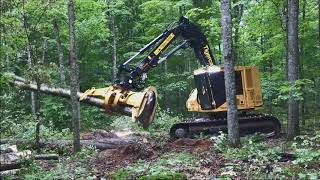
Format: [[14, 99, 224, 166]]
[[186, 66, 263, 113]]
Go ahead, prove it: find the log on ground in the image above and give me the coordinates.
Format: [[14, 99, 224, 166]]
[[0, 169, 21, 177], [34, 154, 59, 160], [0, 139, 138, 150]]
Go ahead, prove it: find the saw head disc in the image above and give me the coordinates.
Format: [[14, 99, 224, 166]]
[[135, 86, 157, 129]]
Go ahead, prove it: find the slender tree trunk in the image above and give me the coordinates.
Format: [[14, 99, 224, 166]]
[[269, 60, 273, 114], [40, 37, 48, 64], [111, 15, 117, 81], [218, 44, 222, 65], [221, 0, 240, 147], [52, 19, 66, 87], [23, 13, 37, 116], [34, 37, 49, 154], [164, 61, 169, 111], [232, 0, 243, 63], [34, 36, 49, 153], [26, 44, 37, 115], [282, 0, 289, 80], [68, 0, 81, 152], [300, 0, 306, 126], [6, 53, 9, 71], [35, 81, 41, 154], [287, 0, 299, 139]]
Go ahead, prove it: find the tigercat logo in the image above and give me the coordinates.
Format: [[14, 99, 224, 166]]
[[203, 45, 213, 65]]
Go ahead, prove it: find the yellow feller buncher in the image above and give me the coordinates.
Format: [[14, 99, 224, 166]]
[[80, 17, 281, 138]]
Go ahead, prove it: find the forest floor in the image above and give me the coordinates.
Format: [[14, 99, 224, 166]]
[[19, 128, 320, 179]]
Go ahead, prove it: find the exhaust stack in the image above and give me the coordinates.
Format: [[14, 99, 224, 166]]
[[80, 86, 157, 129]]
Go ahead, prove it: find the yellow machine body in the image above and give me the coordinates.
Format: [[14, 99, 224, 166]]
[[186, 66, 263, 112]]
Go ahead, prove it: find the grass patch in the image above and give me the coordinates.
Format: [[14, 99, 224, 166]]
[[20, 147, 98, 179], [212, 131, 320, 179], [109, 152, 197, 179]]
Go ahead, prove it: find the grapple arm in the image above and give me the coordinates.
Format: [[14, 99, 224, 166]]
[[115, 16, 216, 89], [81, 17, 217, 129]]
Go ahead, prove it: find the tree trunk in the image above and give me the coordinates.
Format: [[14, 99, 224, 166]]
[[26, 41, 41, 153], [26, 40, 37, 115], [0, 139, 137, 151], [164, 61, 169, 111], [287, 0, 299, 139], [269, 60, 273, 114], [68, 0, 81, 152], [22, 12, 40, 119], [35, 37, 49, 154], [111, 15, 117, 81], [221, 0, 240, 147], [282, 0, 289, 80], [232, 0, 243, 63], [300, 0, 306, 126], [34, 79, 41, 154], [5, 52, 9, 71], [218, 44, 222, 65], [11, 76, 102, 108], [0, 169, 21, 177], [34, 154, 59, 160], [40, 37, 48, 64], [52, 19, 66, 87]]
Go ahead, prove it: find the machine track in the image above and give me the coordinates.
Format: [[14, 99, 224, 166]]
[[170, 113, 281, 139]]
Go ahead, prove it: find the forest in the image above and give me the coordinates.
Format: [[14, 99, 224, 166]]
[[0, 0, 319, 179]]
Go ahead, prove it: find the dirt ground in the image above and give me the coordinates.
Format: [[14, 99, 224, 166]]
[[33, 129, 318, 179], [79, 130, 228, 179]]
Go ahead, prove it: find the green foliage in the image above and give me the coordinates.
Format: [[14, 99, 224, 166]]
[[24, 63, 57, 84], [273, 79, 317, 104], [291, 130, 320, 149], [213, 132, 282, 163], [110, 108, 180, 135], [110, 152, 196, 178], [211, 131, 228, 152], [80, 105, 114, 131], [148, 110, 180, 133], [22, 147, 97, 179], [292, 149, 320, 168], [0, 72, 14, 87], [212, 131, 320, 179], [290, 132, 320, 168], [0, 89, 73, 140], [2, 119, 72, 141], [138, 172, 187, 180]]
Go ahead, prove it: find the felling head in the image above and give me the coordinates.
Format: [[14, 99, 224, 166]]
[[80, 86, 157, 129], [133, 86, 157, 129]]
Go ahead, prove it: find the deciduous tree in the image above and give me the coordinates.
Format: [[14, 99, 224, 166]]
[[287, 0, 299, 139], [68, 0, 81, 152], [221, 0, 240, 147]]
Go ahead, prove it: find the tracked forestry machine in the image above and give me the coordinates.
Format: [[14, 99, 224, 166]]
[[80, 17, 281, 138]]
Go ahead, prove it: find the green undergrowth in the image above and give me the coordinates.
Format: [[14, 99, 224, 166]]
[[19, 147, 98, 179], [109, 152, 197, 179], [212, 131, 320, 179], [110, 109, 180, 136]]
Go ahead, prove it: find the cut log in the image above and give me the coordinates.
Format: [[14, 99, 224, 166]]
[[0, 139, 138, 151], [9, 74, 132, 116], [0, 162, 22, 171], [34, 154, 59, 160], [0, 144, 18, 153], [0, 169, 21, 177], [0, 150, 31, 171]]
